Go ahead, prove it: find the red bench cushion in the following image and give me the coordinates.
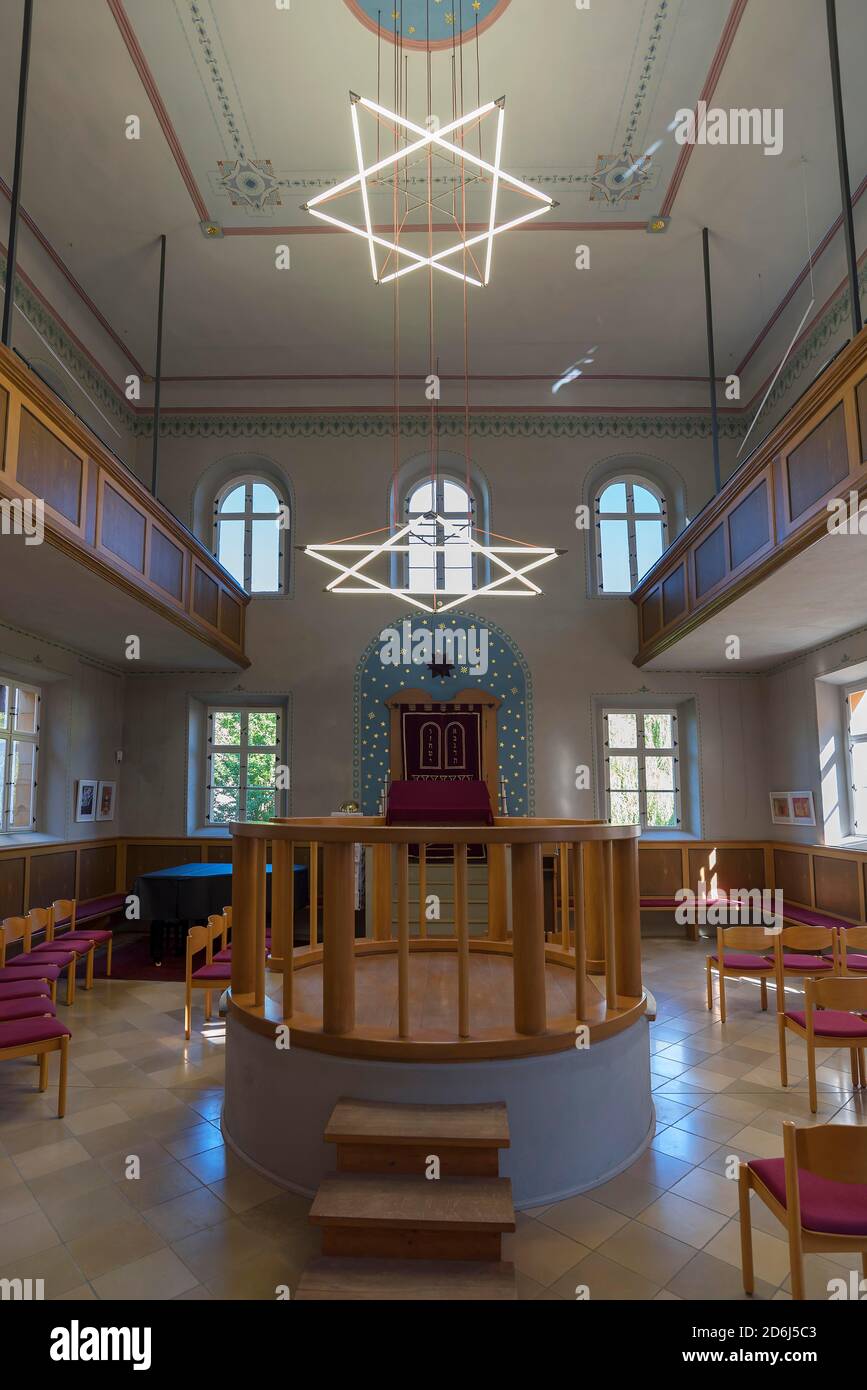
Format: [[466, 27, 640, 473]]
[[0, 1016, 71, 1048], [749, 1158, 867, 1236], [782, 903, 848, 930], [0, 980, 52, 1001], [0, 964, 61, 983], [69, 894, 125, 923], [786, 1009, 867, 1038], [0, 997, 56, 1022]]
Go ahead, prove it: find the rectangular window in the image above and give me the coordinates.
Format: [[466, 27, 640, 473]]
[[844, 686, 867, 834], [0, 677, 41, 833], [207, 707, 283, 825], [604, 709, 679, 830]]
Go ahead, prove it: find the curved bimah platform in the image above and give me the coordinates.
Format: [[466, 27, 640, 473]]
[[222, 818, 653, 1208]]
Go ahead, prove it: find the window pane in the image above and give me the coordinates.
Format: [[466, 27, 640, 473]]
[[212, 752, 241, 787], [443, 520, 473, 593], [633, 484, 661, 514], [635, 519, 664, 581], [251, 519, 280, 592], [599, 519, 631, 592], [609, 755, 639, 790], [848, 690, 867, 737], [213, 712, 241, 746], [220, 484, 246, 513], [852, 741, 867, 789], [408, 481, 434, 513], [442, 480, 471, 514], [607, 713, 637, 748], [218, 519, 245, 586], [252, 482, 279, 512], [646, 755, 674, 791], [9, 741, 35, 828], [14, 687, 37, 734], [646, 792, 677, 827], [211, 788, 240, 825], [599, 482, 627, 512], [0, 685, 7, 731], [0, 738, 5, 829], [610, 790, 640, 825], [246, 788, 276, 822], [644, 714, 673, 749], [247, 752, 276, 787], [248, 712, 278, 747], [408, 519, 436, 592]]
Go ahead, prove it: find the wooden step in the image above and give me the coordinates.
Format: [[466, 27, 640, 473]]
[[296, 1256, 517, 1301], [326, 1099, 509, 1177], [310, 1172, 515, 1261]]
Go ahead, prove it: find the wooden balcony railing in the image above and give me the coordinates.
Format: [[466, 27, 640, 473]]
[[228, 817, 645, 1061], [632, 327, 867, 666], [0, 345, 249, 667]]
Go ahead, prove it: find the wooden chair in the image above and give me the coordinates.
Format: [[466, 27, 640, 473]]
[[184, 915, 231, 1040], [0, 1015, 71, 1117], [778, 975, 867, 1112], [838, 926, 867, 975], [26, 908, 95, 991], [739, 1121, 867, 1300], [51, 899, 114, 977], [0, 917, 77, 1005], [772, 925, 836, 1003], [706, 924, 776, 1022]]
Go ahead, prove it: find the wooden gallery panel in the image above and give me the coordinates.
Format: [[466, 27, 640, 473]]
[[728, 478, 770, 571], [688, 847, 765, 891], [101, 482, 146, 573], [0, 384, 8, 466], [813, 854, 861, 921], [858, 373, 867, 463], [17, 408, 82, 524], [220, 592, 242, 645], [786, 403, 848, 522], [79, 843, 118, 901], [193, 566, 219, 627], [0, 856, 25, 919], [693, 524, 726, 600], [774, 848, 811, 905], [29, 851, 76, 910], [638, 847, 683, 898], [149, 527, 184, 602]]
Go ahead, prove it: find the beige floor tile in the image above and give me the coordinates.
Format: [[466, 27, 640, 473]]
[[143, 1186, 229, 1242], [0, 1208, 61, 1262], [501, 1214, 589, 1287], [727, 1125, 789, 1158], [669, 1167, 742, 1217], [651, 1128, 719, 1164], [667, 1249, 778, 1301], [550, 1249, 664, 1300], [13, 1137, 91, 1182], [705, 1218, 791, 1287], [0, 1242, 87, 1298], [207, 1168, 281, 1214], [591, 1170, 665, 1218], [163, 1123, 223, 1160], [119, 1159, 203, 1211], [672, 1109, 742, 1142], [621, 1146, 693, 1189], [0, 1180, 39, 1225], [66, 1215, 166, 1280], [536, 1193, 629, 1248], [597, 1220, 695, 1283], [63, 1103, 131, 1136], [170, 1216, 273, 1282], [637, 1192, 729, 1249], [39, 1182, 141, 1242], [91, 1245, 199, 1300]]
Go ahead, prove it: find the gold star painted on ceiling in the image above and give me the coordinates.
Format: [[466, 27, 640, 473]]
[[473, 0, 482, 8]]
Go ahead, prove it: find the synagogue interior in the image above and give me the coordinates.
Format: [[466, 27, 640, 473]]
[[1, 0, 867, 1323]]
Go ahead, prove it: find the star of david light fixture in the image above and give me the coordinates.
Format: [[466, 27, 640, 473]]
[[302, 94, 555, 286]]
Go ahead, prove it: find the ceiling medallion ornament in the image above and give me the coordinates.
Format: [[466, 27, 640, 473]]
[[302, 94, 554, 287], [344, 0, 513, 51]]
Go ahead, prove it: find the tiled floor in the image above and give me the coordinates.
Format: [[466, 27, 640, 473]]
[[0, 934, 864, 1300]]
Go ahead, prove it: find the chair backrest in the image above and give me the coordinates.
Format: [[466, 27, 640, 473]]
[[805, 974, 867, 1016], [784, 1119, 867, 1186], [186, 924, 210, 972], [0, 915, 28, 964], [839, 925, 867, 971], [778, 924, 834, 953], [27, 907, 53, 944], [208, 914, 228, 954], [222, 905, 232, 929], [716, 923, 774, 954], [52, 899, 77, 935]]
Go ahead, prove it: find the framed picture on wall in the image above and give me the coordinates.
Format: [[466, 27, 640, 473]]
[[769, 792, 793, 825], [790, 791, 816, 826], [75, 780, 98, 822], [96, 781, 117, 822]]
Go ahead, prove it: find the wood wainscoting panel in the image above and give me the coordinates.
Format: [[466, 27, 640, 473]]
[[28, 851, 76, 911], [149, 526, 185, 602], [124, 843, 197, 886], [0, 856, 25, 919], [774, 848, 811, 905], [101, 481, 146, 572], [205, 845, 233, 863], [220, 591, 242, 645], [17, 408, 82, 525], [813, 853, 861, 921], [786, 402, 848, 522], [0, 384, 8, 467], [79, 843, 118, 901], [661, 565, 686, 626], [693, 523, 727, 599], [638, 847, 683, 897], [688, 846, 765, 893], [193, 566, 219, 627], [728, 478, 770, 571]]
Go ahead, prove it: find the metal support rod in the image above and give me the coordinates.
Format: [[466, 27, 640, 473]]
[[1, 0, 34, 348], [826, 0, 862, 338], [150, 233, 167, 497], [702, 227, 722, 495]]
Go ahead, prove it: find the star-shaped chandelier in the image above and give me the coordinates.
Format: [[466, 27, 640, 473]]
[[302, 94, 555, 286], [305, 517, 559, 615]]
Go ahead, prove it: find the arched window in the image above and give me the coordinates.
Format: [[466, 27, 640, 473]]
[[214, 477, 286, 594], [595, 476, 668, 593], [405, 477, 474, 595]]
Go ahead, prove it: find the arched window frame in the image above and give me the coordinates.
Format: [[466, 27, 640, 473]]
[[213, 475, 288, 596], [594, 473, 669, 595], [403, 475, 478, 595]]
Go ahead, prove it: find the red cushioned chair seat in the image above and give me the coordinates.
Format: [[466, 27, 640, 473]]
[[28, 939, 92, 956], [0, 1016, 71, 1048], [0, 964, 60, 983], [844, 954, 867, 971], [8, 951, 75, 968], [0, 980, 52, 1001], [749, 1158, 867, 1236], [191, 963, 232, 981], [782, 903, 847, 930], [57, 928, 112, 944], [710, 952, 772, 970], [782, 954, 834, 971], [0, 997, 56, 1022], [786, 1009, 867, 1038]]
